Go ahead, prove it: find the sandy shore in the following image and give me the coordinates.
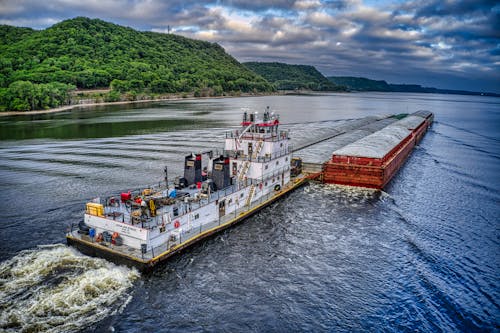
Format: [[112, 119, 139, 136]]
[[0, 92, 285, 117]]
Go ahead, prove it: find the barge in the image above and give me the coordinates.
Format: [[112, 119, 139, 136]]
[[323, 110, 433, 188], [67, 109, 307, 271]]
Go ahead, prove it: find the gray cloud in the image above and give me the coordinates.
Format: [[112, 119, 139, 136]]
[[0, 0, 498, 92], [218, 0, 295, 11]]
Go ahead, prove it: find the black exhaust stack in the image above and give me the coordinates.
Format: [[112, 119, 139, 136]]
[[184, 153, 202, 186], [212, 155, 230, 190]]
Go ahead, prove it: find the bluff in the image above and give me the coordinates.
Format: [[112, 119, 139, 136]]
[[326, 77, 392, 91], [244, 62, 345, 91], [327, 76, 499, 97], [0, 17, 272, 111]]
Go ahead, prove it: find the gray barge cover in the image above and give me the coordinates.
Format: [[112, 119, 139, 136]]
[[332, 125, 411, 159], [412, 110, 432, 118], [391, 115, 426, 130]]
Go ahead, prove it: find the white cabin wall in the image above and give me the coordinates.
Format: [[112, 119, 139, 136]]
[[246, 162, 263, 179], [150, 200, 218, 250], [85, 214, 148, 249], [225, 138, 237, 151], [218, 187, 250, 216]]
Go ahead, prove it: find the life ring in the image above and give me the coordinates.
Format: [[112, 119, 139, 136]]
[[274, 184, 281, 191], [174, 220, 180, 228]]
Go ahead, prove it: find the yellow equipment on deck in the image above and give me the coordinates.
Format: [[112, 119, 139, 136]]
[[86, 203, 104, 216]]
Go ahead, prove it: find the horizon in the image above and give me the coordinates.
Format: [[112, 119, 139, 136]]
[[1, 1, 498, 93]]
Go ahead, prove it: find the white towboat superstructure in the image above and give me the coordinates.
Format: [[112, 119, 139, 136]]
[[67, 108, 306, 270]]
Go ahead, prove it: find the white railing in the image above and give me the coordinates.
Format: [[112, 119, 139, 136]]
[[224, 146, 292, 162]]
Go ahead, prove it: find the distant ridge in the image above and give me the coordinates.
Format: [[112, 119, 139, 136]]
[[327, 76, 499, 97], [244, 62, 346, 91]]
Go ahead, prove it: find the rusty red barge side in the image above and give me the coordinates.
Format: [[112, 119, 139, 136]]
[[323, 111, 433, 189]]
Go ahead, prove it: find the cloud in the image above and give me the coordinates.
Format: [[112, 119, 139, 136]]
[[0, 0, 499, 92], [217, 0, 296, 11]]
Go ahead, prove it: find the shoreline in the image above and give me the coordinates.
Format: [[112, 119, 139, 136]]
[[1, 89, 497, 118], [0, 92, 289, 117]]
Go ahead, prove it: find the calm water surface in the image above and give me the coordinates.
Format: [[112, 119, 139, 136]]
[[0, 93, 498, 332]]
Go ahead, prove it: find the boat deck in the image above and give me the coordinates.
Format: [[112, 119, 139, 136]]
[[98, 182, 252, 231], [67, 174, 309, 270]]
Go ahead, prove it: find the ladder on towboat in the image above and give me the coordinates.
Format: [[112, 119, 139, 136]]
[[246, 184, 256, 207], [239, 140, 264, 181], [252, 140, 264, 159], [238, 161, 250, 181]]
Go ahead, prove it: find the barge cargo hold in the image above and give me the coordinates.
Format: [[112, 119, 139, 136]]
[[323, 111, 433, 189]]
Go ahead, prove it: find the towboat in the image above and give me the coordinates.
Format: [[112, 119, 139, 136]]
[[67, 108, 307, 271]]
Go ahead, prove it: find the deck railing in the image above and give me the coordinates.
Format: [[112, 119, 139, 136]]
[[69, 172, 299, 261], [224, 146, 292, 162], [225, 130, 289, 141], [144, 181, 294, 260], [93, 161, 290, 230]]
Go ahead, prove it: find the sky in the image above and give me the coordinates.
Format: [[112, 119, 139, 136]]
[[1, 0, 499, 93]]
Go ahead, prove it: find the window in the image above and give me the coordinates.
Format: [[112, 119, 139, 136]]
[[232, 162, 238, 176], [240, 193, 244, 198], [194, 213, 199, 219], [276, 161, 279, 165], [265, 182, 268, 186], [265, 164, 268, 170], [285, 157, 288, 162]]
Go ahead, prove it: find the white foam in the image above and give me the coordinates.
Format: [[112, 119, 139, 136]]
[[0, 244, 139, 332]]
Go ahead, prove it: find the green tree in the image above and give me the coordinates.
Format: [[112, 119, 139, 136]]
[[110, 79, 130, 93], [7, 80, 36, 110]]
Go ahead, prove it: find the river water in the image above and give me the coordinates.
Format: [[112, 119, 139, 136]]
[[0, 93, 498, 332]]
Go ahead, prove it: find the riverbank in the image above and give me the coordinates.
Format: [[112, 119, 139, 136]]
[[0, 91, 288, 117], [0, 89, 346, 117]]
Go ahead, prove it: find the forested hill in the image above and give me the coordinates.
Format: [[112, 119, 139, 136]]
[[244, 62, 345, 91], [0, 17, 273, 111], [327, 76, 500, 97], [0, 25, 35, 45], [327, 77, 392, 91]]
